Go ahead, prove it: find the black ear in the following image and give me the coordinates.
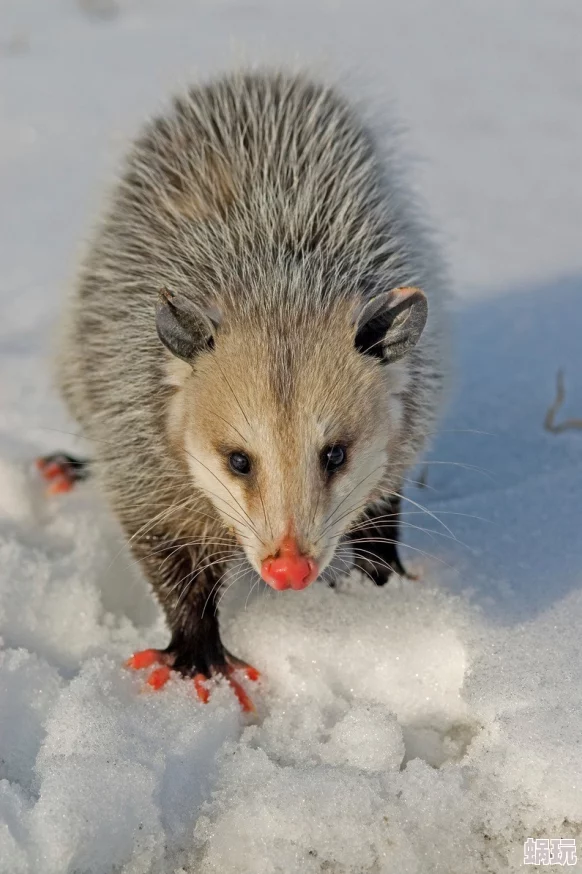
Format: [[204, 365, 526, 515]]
[[354, 286, 428, 364], [156, 288, 220, 362]]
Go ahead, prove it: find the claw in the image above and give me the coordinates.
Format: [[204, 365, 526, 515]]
[[37, 461, 63, 480], [193, 673, 210, 704], [147, 665, 172, 690], [125, 648, 164, 670], [47, 476, 75, 495], [225, 669, 255, 712]]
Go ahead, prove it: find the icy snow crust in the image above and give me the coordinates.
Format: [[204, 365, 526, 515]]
[[2, 0, 582, 871]]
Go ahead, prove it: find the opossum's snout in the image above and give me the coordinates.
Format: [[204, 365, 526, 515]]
[[260, 536, 318, 591]]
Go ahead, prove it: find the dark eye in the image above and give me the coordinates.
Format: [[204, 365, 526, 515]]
[[229, 451, 252, 476], [321, 444, 347, 474]]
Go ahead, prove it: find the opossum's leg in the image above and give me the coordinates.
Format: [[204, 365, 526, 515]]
[[36, 453, 90, 494], [125, 535, 259, 710], [347, 496, 411, 586]]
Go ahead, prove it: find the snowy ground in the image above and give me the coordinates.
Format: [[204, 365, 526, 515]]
[[1, 1, 582, 872]]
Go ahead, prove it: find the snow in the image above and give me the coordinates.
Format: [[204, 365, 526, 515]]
[[1, 0, 582, 871]]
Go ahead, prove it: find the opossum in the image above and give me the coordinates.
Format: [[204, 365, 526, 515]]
[[41, 70, 448, 708]]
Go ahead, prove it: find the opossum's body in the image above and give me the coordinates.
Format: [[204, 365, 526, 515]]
[[55, 71, 448, 697]]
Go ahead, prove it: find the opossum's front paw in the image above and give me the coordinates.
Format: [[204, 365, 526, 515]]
[[35, 453, 90, 495], [125, 647, 260, 712]]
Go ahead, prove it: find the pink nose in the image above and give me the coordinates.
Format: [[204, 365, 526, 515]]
[[261, 537, 318, 591]]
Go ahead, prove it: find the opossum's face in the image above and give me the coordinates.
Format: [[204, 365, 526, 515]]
[[159, 287, 427, 590]]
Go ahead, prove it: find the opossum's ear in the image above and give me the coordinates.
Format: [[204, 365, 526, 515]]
[[354, 286, 427, 364], [156, 288, 220, 362]]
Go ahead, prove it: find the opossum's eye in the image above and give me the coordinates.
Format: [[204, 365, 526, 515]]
[[321, 444, 347, 475], [229, 452, 252, 476]]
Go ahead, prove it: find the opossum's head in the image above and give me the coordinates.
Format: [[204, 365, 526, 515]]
[[158, 286, 427, 590]]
